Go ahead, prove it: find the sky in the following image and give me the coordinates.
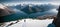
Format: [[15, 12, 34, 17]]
[[0, 0, 60, 4], [0, 0, 60, 2], [0, 0, 60, 6]]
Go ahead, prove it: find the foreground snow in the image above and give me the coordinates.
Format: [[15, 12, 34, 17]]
[[3, 19, 53, 27]]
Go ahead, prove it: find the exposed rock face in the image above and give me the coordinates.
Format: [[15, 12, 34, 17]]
[[0, 4, 14, 17], [53, 6, 60, 27]]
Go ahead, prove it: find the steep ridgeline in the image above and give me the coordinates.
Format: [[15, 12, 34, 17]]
[[53, 6, 60, 27], [0, 4, 14, 17]]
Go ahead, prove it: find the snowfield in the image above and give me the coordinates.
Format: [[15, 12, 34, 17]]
[[3, 19, 53, 27]]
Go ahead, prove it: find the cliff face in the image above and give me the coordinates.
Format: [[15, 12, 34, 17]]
[[0, 4, 14, 17], [53, 6, 60, 27]]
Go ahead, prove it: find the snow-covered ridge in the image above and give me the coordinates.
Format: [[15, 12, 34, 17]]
[[2, 19, 53, 27]]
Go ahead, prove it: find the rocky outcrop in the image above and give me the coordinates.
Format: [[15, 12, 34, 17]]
[[53, 6, 60, 27], [0, 4, 14, 17]]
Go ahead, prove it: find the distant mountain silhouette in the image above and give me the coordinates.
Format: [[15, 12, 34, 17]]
[[8, 4, 58, 17], [20, 4, 56, 14]]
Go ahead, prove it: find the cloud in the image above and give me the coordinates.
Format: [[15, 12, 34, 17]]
[[29, 9, 58, 18]]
